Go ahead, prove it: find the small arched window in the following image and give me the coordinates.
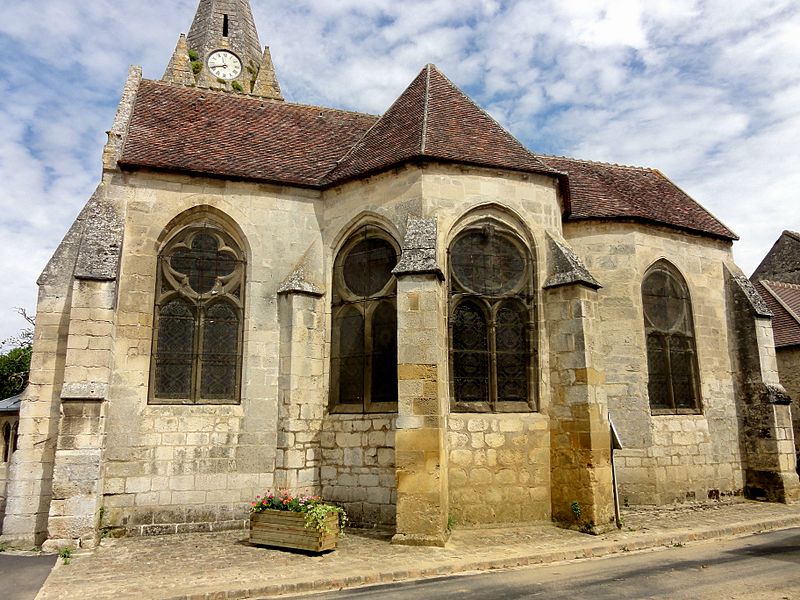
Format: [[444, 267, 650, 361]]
[[642, 261, 702, 414], [150, 225, 245, 404], [330, 225, 399, 413], [449, 223, 536, 412], [2, 422, 10, 463]]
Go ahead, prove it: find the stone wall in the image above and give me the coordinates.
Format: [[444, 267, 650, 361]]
[[99, 171, 323, 534], [320, 414, 396, 527], [448, 414, 550, 525], [0, 415, 18, 532], [563, 221, 744, 504], [777, 347, 800, 463]]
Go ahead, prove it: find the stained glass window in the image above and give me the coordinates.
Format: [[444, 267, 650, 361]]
[[330, 225, 398, 412], [150, 226, 245, 404], [642, 261, 702, 414], [449, 224, 535, 412]]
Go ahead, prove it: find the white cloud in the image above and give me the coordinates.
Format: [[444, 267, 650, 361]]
[[0, 0, 798, 341]]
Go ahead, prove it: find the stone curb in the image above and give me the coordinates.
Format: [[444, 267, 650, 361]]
[[163, 514, 800, 600]]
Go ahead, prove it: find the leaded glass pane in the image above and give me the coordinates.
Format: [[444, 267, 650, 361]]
[[336, 307, 365, 404], [670, 335, 698, 409], [155, 300, 195, 398], [643, 263, 701, 413], [371, 300, 398, 404], [200, 302, 239, 399], [496, 302, 529, 402], [451, 229, 525, 295], [170, 233, 237, 295], [643, 270, 688, 333], [453, 301, 489, 403], [343, 238, 396, 298], [646, 333, 670, 410]]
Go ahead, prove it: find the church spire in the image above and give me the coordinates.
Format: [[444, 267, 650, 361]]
[[163, 0, 284, 100]]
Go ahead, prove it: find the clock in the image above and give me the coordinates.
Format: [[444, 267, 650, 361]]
[[207, 50, 242, 80]]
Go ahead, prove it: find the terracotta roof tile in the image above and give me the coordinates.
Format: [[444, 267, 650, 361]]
[[325, 65, 560, 183], [120, 80, 378, 187], [120, 73, 737, 243], [755, 280, 800, 347], [539, 156, 737, 240]]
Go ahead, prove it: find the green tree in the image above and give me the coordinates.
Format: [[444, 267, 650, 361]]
[[0, 308, 34, 400]]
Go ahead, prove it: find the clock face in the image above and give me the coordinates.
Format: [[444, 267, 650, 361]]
[[207, 50, 242, 80]]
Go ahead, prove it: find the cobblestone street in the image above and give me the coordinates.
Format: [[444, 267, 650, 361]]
[[32, 499, 800, 600]]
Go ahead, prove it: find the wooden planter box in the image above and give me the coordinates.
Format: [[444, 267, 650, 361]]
[[250, 510, 339, 552]]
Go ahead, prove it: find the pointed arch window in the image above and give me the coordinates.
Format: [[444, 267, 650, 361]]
[[330, 225, 399, 413], [150, 226, 245, 404], [642, 261, 702, 414], [449, 224, 536, 412]]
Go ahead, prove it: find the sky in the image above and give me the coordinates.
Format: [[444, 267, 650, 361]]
[[0, 0, 798, 342]]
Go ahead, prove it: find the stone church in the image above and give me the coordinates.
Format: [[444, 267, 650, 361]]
[[1, 0, 797, 549]]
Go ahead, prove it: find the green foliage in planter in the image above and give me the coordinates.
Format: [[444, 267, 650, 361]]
[[251, 490, 348, 534]]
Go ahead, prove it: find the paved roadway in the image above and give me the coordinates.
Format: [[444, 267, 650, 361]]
[[289, 527, 800, 600], [0, 552, 57, 600]]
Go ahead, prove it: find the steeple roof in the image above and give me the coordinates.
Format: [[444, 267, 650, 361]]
[[187, 0, 262, 65], [324, 64, 560, 183]]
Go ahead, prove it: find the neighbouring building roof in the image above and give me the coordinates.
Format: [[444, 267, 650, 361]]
[[754, 281, 800, 347], [0, 393, 22, 413], [752, 230, 800, 284], [752, 231, 800, 348], [540, 156, 737, 240], [119, 65, 737, 242]]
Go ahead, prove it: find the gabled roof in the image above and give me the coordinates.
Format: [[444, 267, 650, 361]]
[[325, 65, 561, 183], [120, 80, 379, 187], [751, 230, 800, 284], [754, 280, 800, 347], [539, 156, 737, 241]]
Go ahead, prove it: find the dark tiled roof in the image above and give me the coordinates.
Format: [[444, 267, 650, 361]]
[[326, 65, 560, 183], [755, 280, 800, 347], [539, 156, 737, 240], [120, 80, 379, 187]]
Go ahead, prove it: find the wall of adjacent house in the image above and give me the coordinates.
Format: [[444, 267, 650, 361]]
[[777, 347, 800, 461], [563, 221, 744, 504], [100, 170, 324, 535]]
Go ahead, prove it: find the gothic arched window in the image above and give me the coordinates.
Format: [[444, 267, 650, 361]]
[[150, 225, 245, 404], [330, 225, 399, 413], [449, 223, 536, 412], [642, 261, 702, 414]]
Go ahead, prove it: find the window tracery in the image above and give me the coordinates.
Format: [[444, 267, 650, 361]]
[[330, 225, 399, 413], [449, 223, 536, 412], [150, 225, 245, 404], [642, 261, 702, 414]]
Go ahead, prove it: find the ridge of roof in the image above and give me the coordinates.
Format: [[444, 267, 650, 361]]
[[783, 230, 800, 242], [540, 154, 738, 241], [141, 78, 381, 119], [536, 153, 653, 173], [324, 64, 563, 185]]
